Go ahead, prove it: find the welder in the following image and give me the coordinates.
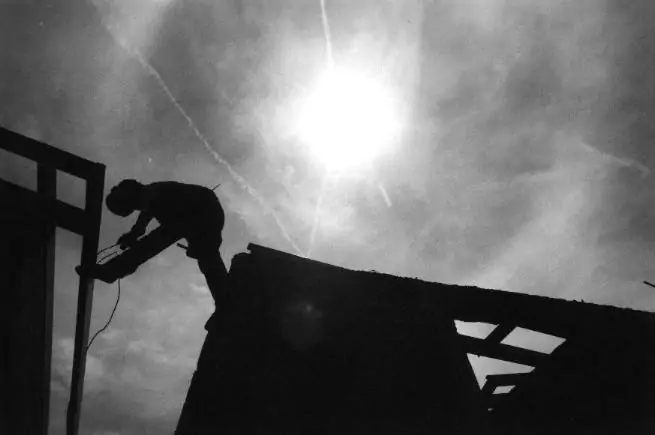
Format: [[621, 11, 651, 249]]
[[105, 179, 228, 305]]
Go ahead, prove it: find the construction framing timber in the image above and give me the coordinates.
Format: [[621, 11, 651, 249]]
[[0, 127, 105, 435]]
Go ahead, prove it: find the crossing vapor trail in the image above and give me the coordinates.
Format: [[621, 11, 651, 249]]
[[90, 2, 305, 256]]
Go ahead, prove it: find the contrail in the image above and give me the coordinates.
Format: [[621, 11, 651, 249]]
[[122, 46, 305, 255], [320, 0, 334, 69], [307, 173, 330, 257], [378, 183, 392, 207], [91, 4, 305, 256], [307, 0, 336, 256], [577, 140, 651, 178]]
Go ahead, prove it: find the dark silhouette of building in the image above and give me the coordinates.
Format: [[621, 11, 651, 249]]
[[0, 127, 105, 435], [176, 244, 655, 435]]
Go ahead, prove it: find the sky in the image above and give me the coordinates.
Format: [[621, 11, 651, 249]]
[[2, 0, 655, 433]]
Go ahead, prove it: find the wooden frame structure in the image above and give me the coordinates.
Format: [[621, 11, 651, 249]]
[[0, 127, 105, 435]]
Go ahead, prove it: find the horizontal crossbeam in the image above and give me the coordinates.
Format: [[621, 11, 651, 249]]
[[0, 126, 100, 180], [461, 335, 545, 367], [0, 179, 88, 235]]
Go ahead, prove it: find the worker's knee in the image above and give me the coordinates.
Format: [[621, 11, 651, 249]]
[[196, 253, 227, 275]]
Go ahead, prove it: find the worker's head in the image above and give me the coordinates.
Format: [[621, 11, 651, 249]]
[[106, 179, 144, 217]]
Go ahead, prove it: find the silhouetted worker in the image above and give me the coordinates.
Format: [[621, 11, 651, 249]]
[[106, 180, 228, 303]]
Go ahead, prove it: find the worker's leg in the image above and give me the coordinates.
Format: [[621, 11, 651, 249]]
[[195, 250, 229, 331], [186, 228, 227, 329], [196, 250, 228, 302]]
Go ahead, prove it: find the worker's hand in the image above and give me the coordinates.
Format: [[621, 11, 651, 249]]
[[117, 232, 139, 250]]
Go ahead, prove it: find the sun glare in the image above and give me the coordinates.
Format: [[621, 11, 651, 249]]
[[296, 67, 400, 172]]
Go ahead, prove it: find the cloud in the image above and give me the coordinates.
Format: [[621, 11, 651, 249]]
[[6, 1, 655, 434], [471, 134, 607, 295], [51, 337, 106, 393], [189, 281, 211, 296]]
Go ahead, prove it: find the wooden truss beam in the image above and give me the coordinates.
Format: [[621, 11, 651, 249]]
[[461, 335, 545, 367]]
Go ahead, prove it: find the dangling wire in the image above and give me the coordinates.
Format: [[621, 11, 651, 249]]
[[83, 244, 125, 354], [85, 279, 121, 355]]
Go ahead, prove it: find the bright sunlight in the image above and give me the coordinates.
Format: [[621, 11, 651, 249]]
[[296, 67, 401, 172]]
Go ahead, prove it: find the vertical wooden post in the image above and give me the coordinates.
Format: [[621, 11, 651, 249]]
[[66, 164, 104, 435], [37, 164, 57, 435]]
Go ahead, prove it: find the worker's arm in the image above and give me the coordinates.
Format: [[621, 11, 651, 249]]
[[118, 211, 153, 249], [117, 186, 157, 248], [131, 210, 153, 237]]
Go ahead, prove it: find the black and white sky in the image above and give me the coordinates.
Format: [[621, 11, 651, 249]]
[[2, 0, 655, 433]]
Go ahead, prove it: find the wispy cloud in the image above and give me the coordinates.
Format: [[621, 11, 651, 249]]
[[5, 1, 655, 434]]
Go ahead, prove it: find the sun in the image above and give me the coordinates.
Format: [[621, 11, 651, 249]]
[[296, 67, 401, 172]]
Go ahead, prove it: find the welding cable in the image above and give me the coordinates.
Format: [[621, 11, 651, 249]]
[[85, 279, 121, 354]]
